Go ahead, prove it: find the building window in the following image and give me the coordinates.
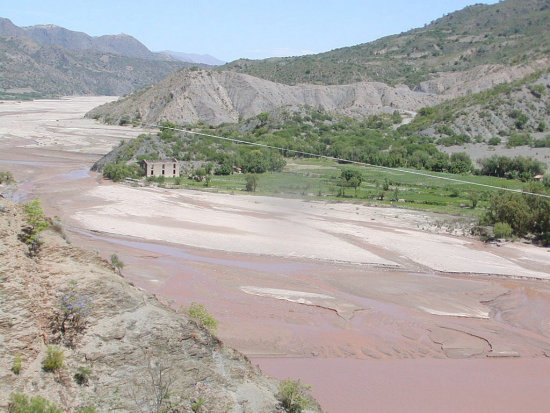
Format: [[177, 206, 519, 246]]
[[162, 170, 165, 175]]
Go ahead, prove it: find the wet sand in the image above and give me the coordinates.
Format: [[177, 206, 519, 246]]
[[2, 97, 550, 412]]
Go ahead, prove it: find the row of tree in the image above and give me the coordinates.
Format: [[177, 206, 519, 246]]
[[484, 187, 550, 245], [479, 155, 546, 180]]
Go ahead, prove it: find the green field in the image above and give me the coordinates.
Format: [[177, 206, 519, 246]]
[[151, 157, 536, 217]]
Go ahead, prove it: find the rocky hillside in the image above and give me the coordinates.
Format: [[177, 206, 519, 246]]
[[0, 197, 301, 412], [0, 35, 185, 99], [220, 0, 550, 87], [0, 18, 172, 61], [86, 59, 546, 127], [402, 70, 550, 142], [0, 18, 190, 99], [86, 68, 444, 126]]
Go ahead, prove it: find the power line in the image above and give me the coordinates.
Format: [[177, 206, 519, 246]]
[[143, 123, 550, 200]]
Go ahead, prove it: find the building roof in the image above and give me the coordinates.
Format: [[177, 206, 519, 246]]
[[143, 159, 179, 165]]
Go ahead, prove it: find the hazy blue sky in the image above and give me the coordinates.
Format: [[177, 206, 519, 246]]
[[2, 0, 499, 62]]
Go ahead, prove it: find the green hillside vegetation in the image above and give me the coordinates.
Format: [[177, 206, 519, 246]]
[[220, 0, 550, 87], [98, 104, 547, 183], [398, 70, 550, 142], [99, 108, 489, 178]]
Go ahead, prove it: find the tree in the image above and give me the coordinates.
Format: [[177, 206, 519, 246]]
[[485, 192, 532, 236], [242, 150, 268, 173], [245, 174, 258, 192], [339, 168, 363, 197], [449, 152, 473, 174]]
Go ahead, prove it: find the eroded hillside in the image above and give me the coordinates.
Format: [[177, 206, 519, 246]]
[[0, 197, 297, 412]]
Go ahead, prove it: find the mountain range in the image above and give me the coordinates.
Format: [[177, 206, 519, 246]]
[[0, 17, 170, 60], [2, 0, 550, 137], [86, 0, 550, 130], [0, 18, 222, 99], [161, 50, 225, 66], [85, 0, 550, 166]]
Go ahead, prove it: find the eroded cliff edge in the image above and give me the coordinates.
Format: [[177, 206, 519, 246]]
[[0, 197, 309, 412]]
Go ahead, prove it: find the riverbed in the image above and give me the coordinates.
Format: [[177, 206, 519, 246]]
[[2, 97, 550, 412]]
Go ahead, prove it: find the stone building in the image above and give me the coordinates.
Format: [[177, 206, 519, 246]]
[[143, 159, 180, 178]]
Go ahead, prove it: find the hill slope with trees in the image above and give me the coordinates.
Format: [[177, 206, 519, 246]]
[[220, 0, 550, 87]]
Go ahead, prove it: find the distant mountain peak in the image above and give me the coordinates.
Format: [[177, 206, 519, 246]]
[[31, 24, 61, 29], [162, 50, 225, 66], [0, 18, 170, 61]]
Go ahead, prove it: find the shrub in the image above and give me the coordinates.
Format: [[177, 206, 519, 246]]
[[277, 379, 313, 413], [508, 110, 528, 129], [42, 345, 64, 372], [110, 253, 125, 274], [23, 198, 49, 232], [533, 135, 550, 148], [507, 133, 532, 147], [468, 192, 480, 209], [0, 170, 15, 184], [493, 222, 513, 239], [488, 137, 501, 146], [18, 198, 49, 257], [529, 84, 546, 97], [52, 281, 93, 347], [8, 393, 62, 413], [103, 162, 144, 182], [191, 397, 205, 413], [214, 163, 233, 175], [74, 366, 92, 385], [11, 354, 22, 375], [188, 303, 218, 333]]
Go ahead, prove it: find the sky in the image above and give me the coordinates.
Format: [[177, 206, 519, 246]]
[[2, 0, 500, 62]]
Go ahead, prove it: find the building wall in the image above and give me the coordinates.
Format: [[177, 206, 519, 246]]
[[145, 161, 180, 178]]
